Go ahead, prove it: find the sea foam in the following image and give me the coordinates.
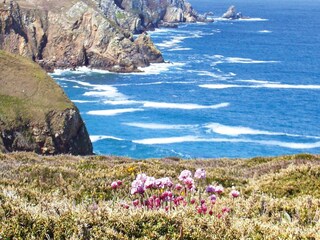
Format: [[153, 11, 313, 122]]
[[123, 122, 193, 130], [133, 135, 320, 149], [90, 135, 124, 143], [141, 101, 230, 110], [87, 108, 144, 116]]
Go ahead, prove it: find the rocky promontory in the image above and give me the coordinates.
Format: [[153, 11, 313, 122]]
[[0, 0, 164, 72], [0, 50, 93, 155]]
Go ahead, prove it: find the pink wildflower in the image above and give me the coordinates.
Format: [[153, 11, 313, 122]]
[[178, 170, 192, 181], [230, 189, 240, 198], [210, 194, 217, 204], [175, 183, 183, 191], [206, 185, 215, 193], [111, 181, 118, 189], [131, 180, 145, 195], [133, 199, 139, 207], [136, 173, 148, 183], [145, 177, 156, 189], [116, 180, 123, 187], [194, 169, 206, 179], [222, 207, 231, 213], [183, 177, 195, 190], [214, 185, 224, 194]]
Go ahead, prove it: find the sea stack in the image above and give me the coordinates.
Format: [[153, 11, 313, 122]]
[[222, 5, 243, 19]]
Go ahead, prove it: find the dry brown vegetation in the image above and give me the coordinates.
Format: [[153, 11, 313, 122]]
[[0, 152, 319, 239]]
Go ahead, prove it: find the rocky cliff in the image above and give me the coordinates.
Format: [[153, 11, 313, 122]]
[[96, 0, 201, 33], [0, 0, 163, 72], [0, 50, 93, 155]]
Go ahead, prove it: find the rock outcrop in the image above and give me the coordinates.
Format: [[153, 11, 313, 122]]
[[0, 0, 163, 72], [222, 5, 243, 20], [0, 50, 93, 155], [100, 0, 202, 32]]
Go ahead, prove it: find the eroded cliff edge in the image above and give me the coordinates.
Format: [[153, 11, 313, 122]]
[[0, 0, 164, 72], [0, 50, 93, 155]]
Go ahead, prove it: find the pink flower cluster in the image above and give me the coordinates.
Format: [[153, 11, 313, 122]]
[[130, 174, 174, 195], [110, 168, 240, 216]]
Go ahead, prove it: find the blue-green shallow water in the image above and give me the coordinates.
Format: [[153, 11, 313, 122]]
[[51, 0, 320, 159]]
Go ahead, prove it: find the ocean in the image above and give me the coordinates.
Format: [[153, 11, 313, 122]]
[[51, 0, 320, 159]]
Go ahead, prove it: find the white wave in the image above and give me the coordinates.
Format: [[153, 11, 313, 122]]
[[103, 100, 139, 105], [205, 123, 289, 137], [157, 36, 188, 48], [225, 57, 279, 64], [258, 30, 272, 33], [213, 17, 268, 22], [135, 62, 186, 75], [142, 101, 230, 110], [168, 47, 192, 51], [72, 100, 98, 103], [87, 108, 143, 116], [90, 135, 124, 143], [123, 122, 193, 130], [195, 71, 231, 80], [157, 32, 202, 49], [57, 78, 128, 100], [258, 140, 320, 149], [237, 80, 278, 84], [199, 83, 320, 90], [256, 83, 320, 89], [52, 67, 111, 76], [133, 136, 200, 144], [133, 135, 320, 149], [199, 84, 240, 89]]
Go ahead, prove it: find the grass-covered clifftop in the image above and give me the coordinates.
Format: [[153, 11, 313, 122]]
[[0, 153, 319, 239], [0, 50, 73, 126], [0, 50, 93, 155]]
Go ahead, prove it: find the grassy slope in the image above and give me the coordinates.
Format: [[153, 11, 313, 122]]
[[0, 153, 319, 239], [0, 50, 73, 128]]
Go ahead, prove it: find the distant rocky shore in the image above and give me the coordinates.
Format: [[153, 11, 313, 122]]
[[0, 0, 212, 73]]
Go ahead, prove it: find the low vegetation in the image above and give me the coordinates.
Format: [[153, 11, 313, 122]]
[[0, 153, 319, 239]]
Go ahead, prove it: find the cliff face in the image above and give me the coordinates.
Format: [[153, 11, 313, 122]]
[[0, 50, 93, 155], [0, 0, 163, 72], [97, 0, 200, 33]]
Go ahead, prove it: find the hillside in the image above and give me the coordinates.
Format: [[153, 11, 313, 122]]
[[0, 50, 93, 155], [0, 153, 319, 239]]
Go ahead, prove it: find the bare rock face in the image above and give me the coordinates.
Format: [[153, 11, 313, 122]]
[[0, 0, 164, 72], [135, 33, 163, 63], [0, 50, 93, 155], [222, 5, 243, 20], [100, 0, 201, 32]]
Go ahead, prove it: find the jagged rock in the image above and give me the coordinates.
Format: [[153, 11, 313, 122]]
[[135, 33, 164, 63], [158, 21, 178, 28], [0, 50, 93, 155], [0, 0, 164, 72], [222, 5, 243, 20], [100, 0, 204, 32]]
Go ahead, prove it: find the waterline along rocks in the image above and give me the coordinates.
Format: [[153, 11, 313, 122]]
[[0, 50, 93, 155], [0, 0, 166, 72]]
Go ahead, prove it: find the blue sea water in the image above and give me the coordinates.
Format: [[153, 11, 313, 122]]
[[51, 0, 320, 159]]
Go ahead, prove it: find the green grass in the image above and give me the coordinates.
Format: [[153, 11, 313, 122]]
[[0, 153, 319, 239], [0, 50, 74, 128]]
